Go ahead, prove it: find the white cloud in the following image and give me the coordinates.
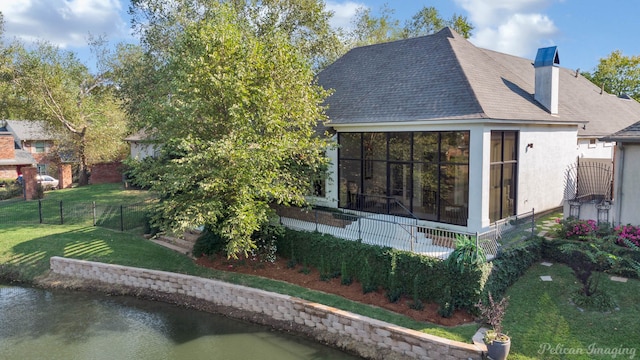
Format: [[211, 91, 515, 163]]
[[454, 0, 559, 58], [473, 13, 558, 57], [0, 0, 129, 48], [325, 1, 364, 31]]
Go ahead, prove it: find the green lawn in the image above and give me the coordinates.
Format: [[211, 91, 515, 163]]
[[504, 262, 640, 360], [2, 185, 638, 358], [0, 184, 477, 343]]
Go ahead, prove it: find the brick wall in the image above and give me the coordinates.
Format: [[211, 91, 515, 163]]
[[58, 164, 72, 189], [90, 162, 122, 184], [21, 167, 38, 200], [0, 133, 15, 160], [49, 257, 483, 360]]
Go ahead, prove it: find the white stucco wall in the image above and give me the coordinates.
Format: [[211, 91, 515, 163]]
[[613, 143, 640, 226], [129, 142, 158, 160], [577, 138, 615, 159], [517, 125, 578, 217]]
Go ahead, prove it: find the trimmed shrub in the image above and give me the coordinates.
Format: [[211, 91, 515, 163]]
[[482, 237, 542, 300], [193, 226, 227, 257]]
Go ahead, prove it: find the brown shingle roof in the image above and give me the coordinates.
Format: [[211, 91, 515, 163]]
[[317, 28, 640, 137], [600, 120, 640, 143]]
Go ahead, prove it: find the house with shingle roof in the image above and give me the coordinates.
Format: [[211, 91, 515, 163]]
[[601, 121, 640, 225], [0, 128, 36, 179], [124, 128, 160, 160], [311, 28, 640, 233], [4, 120, 56, 175]]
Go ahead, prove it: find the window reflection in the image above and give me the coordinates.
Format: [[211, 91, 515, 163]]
[[338, 131, 470, 226]]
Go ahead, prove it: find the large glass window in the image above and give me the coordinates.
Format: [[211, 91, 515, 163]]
[[338, 131, 470, 226], [489, 131, 518, 223]]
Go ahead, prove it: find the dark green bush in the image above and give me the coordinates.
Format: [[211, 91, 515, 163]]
[[251, 222, 284, 263], [277, 228, 544, 315], [483, 237, 542, 300], [193, 227, 227, 257], [0, 180, 23, 200]]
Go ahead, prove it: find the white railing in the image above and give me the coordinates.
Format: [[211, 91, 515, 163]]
[[277, 206, 537, 260]]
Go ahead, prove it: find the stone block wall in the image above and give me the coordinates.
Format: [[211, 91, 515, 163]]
[[49, 257, 482, 360]]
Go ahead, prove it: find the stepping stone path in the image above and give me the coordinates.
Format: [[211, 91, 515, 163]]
[[537, 217, 561, 240], [610, 276, 628, 283], [541, 262, 553, 267], [540, 275, 553, 281]]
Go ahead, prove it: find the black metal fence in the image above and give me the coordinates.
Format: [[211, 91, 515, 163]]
[[0, 199, 150, 232]]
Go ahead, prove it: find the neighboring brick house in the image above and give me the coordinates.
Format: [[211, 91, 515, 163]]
[[4, 120, 56, 176], [0, 128, 36, 179]]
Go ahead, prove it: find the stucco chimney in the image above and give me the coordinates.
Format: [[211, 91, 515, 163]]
[[0, 132, 15, 160], [534, 46, 560, 114]]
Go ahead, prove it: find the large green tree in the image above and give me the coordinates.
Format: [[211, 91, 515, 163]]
[[584, 50, 640, 101], [129, 3, 332, 257], [129, 0, 342, 70], [12, 40, 129, 184], [346, 4, 473, 48]]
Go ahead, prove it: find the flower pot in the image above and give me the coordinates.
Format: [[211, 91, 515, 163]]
[[486, 337, 511, 360]]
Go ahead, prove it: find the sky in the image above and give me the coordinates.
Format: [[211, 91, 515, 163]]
[[0, 0, 639, 74]]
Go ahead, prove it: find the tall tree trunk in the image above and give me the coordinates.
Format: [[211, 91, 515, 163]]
[[77, 129, 89, 186]]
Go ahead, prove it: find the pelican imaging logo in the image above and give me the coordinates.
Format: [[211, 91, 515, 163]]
[[538, 343, 636, 359]]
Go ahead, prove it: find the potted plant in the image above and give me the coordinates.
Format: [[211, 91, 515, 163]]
[[476, 293, 510, 360]]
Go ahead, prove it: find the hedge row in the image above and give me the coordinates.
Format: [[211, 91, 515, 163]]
[[482, 237, 543, 300], [277, 229, 487, 315], [0, 181, 22, 201]]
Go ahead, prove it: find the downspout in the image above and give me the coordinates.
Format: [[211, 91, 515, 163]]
[[615, 143, 625, 225]]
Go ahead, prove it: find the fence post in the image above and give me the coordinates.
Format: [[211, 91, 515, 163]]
[[59, 201, 64, 225], [475, 231, 480, 259], [38, 199, 43, 224], [120, 205, 124, 232], [358, 216, 362, 241], [314, 208, 318, 232], [410, 227, 415, 252], [92, 201, 96, 226]]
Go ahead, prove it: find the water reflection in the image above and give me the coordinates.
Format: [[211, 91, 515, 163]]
[[0, 285, 359, 360]]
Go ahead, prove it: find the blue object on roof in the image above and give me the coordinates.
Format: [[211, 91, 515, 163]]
[[534, 46, 559, 67]]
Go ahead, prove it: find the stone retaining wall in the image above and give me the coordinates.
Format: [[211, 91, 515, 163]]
[[49, 257, 482, 360]]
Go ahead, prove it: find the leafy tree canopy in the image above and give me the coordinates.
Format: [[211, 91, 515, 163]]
[[346, 4, 473, 48], [129, 0, 343, 70], [129, 3, 332, 257], [583, 50, 640, 101], [9, 38, 129, 184]]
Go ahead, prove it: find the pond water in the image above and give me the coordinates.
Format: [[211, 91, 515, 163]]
[[0, 284, 359, 360]]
